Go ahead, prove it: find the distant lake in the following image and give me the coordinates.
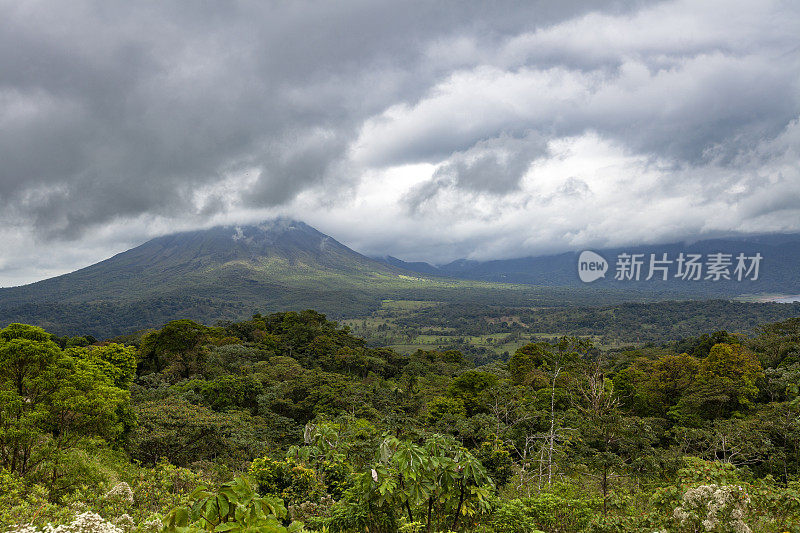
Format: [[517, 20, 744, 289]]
[[774, 295, 800, 303]]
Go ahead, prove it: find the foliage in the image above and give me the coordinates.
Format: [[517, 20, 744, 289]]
[[672, 484, 752, 533], [672, 343, 764, 423], [162, 475, 304, 533], [248, 457, 323, 507], [475, 437, 514, 487], [130, 398, 267, 467], [0, 324, 130, 499], [520, 490, 594, 532], [6, 311, 800, 532], [486, 498, 544, 533], [425, 397, 466, 426]]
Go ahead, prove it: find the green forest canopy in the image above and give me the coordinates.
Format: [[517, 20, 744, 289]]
[[3, 311, 800, 532]]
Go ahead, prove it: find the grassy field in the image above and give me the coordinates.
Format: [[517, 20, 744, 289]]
[[341, 300, 629, 357]]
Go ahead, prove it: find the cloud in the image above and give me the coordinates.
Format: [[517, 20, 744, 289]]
[[0, 0, 798, 284], [405, 132, 549, 203], [355, 52, 797, 168]]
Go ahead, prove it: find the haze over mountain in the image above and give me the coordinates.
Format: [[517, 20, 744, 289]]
[[1, 219, 797, 338], [0, 220, 599, 337], [0, 219, 407, 301], [378, 233, 800, 296], [0, 220, 407, 334]]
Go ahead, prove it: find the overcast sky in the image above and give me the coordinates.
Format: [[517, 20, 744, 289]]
[[1, 0, 798, 286]]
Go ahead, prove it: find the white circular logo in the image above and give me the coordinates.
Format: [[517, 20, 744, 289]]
[[578, 251, 608, 283]]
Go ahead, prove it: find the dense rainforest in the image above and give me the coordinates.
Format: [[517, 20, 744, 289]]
[[3, 310, 800, 532]]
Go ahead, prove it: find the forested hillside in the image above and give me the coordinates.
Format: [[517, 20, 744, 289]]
[[4, 310, 800, 532], [0, 221, 652, 338]]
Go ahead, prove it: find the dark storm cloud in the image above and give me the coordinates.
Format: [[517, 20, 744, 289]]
[[405, 132, 549, 209], [0, 0, 798, 282], [0, 0, 648, 238]]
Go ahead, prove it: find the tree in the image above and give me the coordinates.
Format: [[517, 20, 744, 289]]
[[750, 317, 800, 367], [572, 361, 622, 516], [614, 353, 699, 417], [70, 343, 138, 389], [676, 330, 742, 358], [475, 435, 514, 487], [426, 396, 466, 426], [130, 398, 267, 466], [447, 371, 497, 416], [510, 338, 587, 488], [673, 343, 764, 422], [249, 456, 323, 507], [0, 323, 129, 498], [508, 342, 550, 386], [139, 319, 210, 379], [331, 434, 494, 532]]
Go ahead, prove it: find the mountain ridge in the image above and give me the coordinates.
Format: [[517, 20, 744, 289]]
[[1, 220, 609, 337], [2, 221, 798, 337], [376, 234, 800, 295], [0, 220, 408, 302], [0, 220, 431, 335]]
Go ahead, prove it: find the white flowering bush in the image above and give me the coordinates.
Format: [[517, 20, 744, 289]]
[[104, 483, 134, 506], [111, 515, 134, 533], [4, 481, 159, 533], [6, 512, 122, 533], [139, 519, 162, 533], [673, 484, 751, 533]]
